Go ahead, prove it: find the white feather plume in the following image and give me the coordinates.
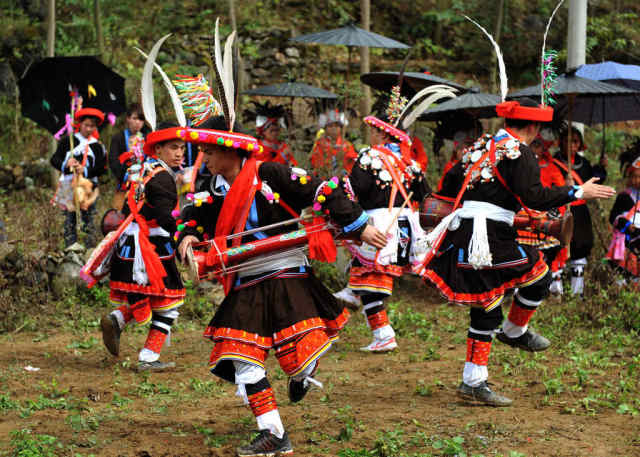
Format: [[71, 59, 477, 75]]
[[541, 0, 566, 100], [140, 34, 172, 131], [395, 84, 458, 127], [223, 30, 237, 131], [135, 47, 187, 127], [214, 19, 224, 88], [400, 89, 458, 130], [465, 16, 508, 102]]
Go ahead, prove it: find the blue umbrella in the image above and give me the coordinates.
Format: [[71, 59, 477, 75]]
[[576, 61, 640, 90]]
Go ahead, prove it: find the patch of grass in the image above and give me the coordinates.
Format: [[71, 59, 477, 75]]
[[6, 428, 62, 457], [195, 425, 230, 448], [66, 337, 99, 351]]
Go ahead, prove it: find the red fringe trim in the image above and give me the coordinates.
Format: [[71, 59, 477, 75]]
[[109, 280, 186, 298], [203, 308, 350, 349], [422, 252, 549, 308]]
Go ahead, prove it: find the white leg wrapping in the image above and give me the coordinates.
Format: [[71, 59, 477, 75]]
[[373, 324, 395, 341], [256, 409, 285, 439], [569, 258, 587, 296], [138, 347, 159, 363], [233, 361, 284, 439], [462, 362, 488, 387]]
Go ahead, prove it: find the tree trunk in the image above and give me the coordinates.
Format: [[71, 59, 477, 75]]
[[47, 0, 55, 57], [228, 0, 237, 30], [434, 0, 449, 45], [360, 0, 371, 143], [489, 0, 505, 96], [93, 0, 105, 61], [47, 0, 57, 184]]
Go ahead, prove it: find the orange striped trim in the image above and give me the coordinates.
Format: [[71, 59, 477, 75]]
[[422, 252, 549, 309], [466, 338, 492, 366], [248, 387, 277, 417]]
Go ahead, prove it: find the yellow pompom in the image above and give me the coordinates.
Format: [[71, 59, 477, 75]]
[[190, 131, 199, 140], [247, 143, 254, 151], [225, 139, 233, 147], [273, 192, 280, 201], [176, 129, 184, 138], [197, 226, 204, 233], [195, 200, 202, 207], [299, 176, 307, 185], [317, 195, 326, 203]]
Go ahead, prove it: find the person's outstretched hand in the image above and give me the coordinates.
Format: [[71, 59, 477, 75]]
[[580, 177, 616, 200], [360, 225, 388, 249], [178, 235, 199, 261]]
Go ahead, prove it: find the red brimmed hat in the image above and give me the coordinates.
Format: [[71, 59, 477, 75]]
[[143, 127, 262, 157], [496, 101, 554, 122], [74, 107, 105, 125], [364, 116, 412, 145]]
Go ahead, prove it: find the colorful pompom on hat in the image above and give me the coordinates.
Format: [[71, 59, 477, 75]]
[[365, 83, 458, 146]]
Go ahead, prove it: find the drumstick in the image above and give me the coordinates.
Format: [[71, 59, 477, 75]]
[[384, 191, 413, 235]]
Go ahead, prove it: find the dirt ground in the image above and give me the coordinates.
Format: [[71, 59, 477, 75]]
[[0, 279, 639, 457]]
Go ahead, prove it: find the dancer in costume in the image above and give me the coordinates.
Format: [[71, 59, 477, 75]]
[[108, 103, 148, 210], [422, 16, 615, 406], [51, 107, 107, 248], [553, 124, 607, 295], [99, 35, 189, 372], [606, 155, 640, 285], [427, 97, 614, 405], [176, 21, 387, 456], [344, 84, 457, 353], [311, 108, 357, 177], [250, 101, 297, 166]]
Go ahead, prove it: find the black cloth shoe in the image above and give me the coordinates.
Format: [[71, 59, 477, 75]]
[[236, 430, 293, 456], [136, 360, 176, 372], [496, 329, 550, 352], [288, 378, 310, 403], [100, 314, 121, 356], [457, 381, 512, 406]]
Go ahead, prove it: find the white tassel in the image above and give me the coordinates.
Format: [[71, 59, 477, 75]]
[[467, 214, 492, 269], [465, 16, 508, 102], [135, 48, 187, 127], [131, 226, 149, 285], [235, 384, 249, 405], [140, 34, 172, 131], [395, 84, 458, 127], [400, 89, 458, 129]]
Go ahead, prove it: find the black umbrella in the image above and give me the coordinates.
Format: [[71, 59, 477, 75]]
[[419, 88, 500, 121], [361, 71, 466, 97], [510, 71, 639, 125], [291, 24, 410, 111], [19, 56, 126, 134], [291, 24, 409, 49], [244, 82, 337, 99]]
